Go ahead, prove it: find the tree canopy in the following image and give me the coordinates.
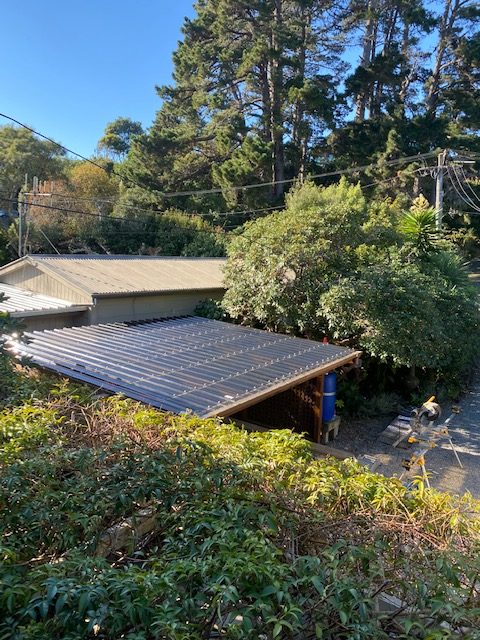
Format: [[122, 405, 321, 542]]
[[97, 117, 144, 160], [118, 0, 480, 216], [222, 180, 479, 382], [0, 125, 66, 214]]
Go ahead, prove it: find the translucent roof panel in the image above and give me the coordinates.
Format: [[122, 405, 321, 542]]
[[8, 316, 360, 417]]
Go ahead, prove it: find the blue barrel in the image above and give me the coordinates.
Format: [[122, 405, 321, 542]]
[[322, 372, 337, 421]]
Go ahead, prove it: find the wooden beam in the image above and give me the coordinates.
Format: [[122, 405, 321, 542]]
[[205, 351, 361, 418], [312, 375, 324, 443]]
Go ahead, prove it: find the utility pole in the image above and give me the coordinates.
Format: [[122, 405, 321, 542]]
[[435, 149, 447, 230], [17, 200, 23, 257], [18, 173, 28, 257]]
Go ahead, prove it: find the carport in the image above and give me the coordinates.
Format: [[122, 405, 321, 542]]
[[8, 316, 361, 442]]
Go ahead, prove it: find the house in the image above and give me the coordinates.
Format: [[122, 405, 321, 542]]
[[0, 254, 226, 329]]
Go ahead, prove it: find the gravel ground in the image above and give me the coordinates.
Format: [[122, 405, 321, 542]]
[[332, 398, 480, 498]]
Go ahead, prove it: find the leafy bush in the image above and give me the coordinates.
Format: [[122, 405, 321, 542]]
[[194, 297, 230, 321], [0, 388, 479, 639], [223, 179, 368, 334], [398, 195, 438, 256], [223, 181, 480, 390], [100, 207, 226, 256], [320, 256, 479, 378]]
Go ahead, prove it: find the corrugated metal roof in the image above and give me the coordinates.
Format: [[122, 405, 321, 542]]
[[0, 255, 226, 297], [7, 316, 360, 417], [0, 283, 87, 317]]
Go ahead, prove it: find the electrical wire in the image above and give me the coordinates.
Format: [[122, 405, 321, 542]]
[[457, 165, 480, 208], [158, 151, 439, 198], [447, 165, 480, 213], [0, 111, 439, 200], [0, 112, 153, 194], [0, 113, 112, 174], [0, 166, 436, 241], [36, 227, 61, 255]]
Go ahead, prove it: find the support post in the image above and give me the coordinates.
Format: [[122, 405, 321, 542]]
[[313, 375, 324, 443]]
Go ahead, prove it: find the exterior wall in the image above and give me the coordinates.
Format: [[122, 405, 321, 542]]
[[19, 311, 89, 333], [89, 289, 224, 324], [1, 265, 90, 303]]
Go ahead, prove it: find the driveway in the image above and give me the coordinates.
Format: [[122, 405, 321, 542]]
[[334, 388, 480, 498]]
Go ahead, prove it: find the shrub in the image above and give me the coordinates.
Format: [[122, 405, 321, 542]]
[[0, 390, 479, 639]]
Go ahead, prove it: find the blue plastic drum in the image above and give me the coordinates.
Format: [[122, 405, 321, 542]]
[[322, 372, 337, 421]]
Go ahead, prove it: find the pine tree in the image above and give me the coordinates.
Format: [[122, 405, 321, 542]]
[[121, 0, 343, 212]]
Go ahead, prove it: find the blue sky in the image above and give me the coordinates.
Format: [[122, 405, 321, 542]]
[[0, 0, 195, 157], [1, 1, 442, 159]]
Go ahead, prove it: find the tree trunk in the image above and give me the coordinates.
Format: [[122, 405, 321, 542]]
[[292, 7, 308, 176], [426, 0, 459, 116], [355, 0, 379, 122], [268, 0, 285, 198]]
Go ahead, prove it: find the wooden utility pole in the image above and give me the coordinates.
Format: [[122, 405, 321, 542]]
[[435, 149, 447, 230], [18, 174, 28, 257]]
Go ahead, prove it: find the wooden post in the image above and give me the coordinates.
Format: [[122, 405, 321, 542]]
[[312, 375, 324, 443]]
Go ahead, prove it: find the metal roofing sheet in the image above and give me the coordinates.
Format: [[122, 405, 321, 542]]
[[13, 255, 226, 296], [7, 317, 360, 418], [0, 283, 85, 316]]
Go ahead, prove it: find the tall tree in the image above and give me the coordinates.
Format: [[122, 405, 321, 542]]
[[0, 126, 66, 214], [121, 0, 342, 212], [97, 117, 144, 160], [425, 0, 480, 143]]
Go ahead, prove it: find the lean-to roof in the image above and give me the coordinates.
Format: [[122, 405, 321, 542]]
[[8, 316, 360, 418], [0, 283, 88, 317]]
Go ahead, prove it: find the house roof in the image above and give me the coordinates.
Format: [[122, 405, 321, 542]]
[[7, 316, 360, 418], [0, 255, 226, 298], [0, 283, 88, 317]]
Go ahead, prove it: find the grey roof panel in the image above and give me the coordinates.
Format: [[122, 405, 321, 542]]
[[7, 316, 360, 417], [0, 283, 87, 316], [2, 255, 226, 296]]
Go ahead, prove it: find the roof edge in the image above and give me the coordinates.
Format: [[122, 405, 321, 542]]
[[92, 286, 226, 299], [204, 351, 362, 419], [10, 305, 90, 318], [0, 256, 94, 301]]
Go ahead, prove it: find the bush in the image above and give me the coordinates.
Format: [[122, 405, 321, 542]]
[[223, 181, 480, 390], [0, 388, 479, 639], [194, 297, 230, 320]]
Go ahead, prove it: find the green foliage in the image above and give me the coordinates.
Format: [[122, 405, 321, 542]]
[[100, 208, 226, 256], [0, 125, 66, 214], [223, 179, 367, 334], [97, 117, 143, 159], [194, 297, 230, 321], [399, 195, 438, 256], [224, 180, 480, 386], [0, 389, 479, 638], [320, 255, 479, 377], [0, 226, 10, 266]]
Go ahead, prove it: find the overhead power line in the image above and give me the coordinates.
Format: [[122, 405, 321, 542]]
[[0, 111, 441, 201], [457, 165, 480, 208], [159, 151, 440, 198], [0, 168, 434, 234], [447, 165, 480, 213], [0, 113, 110, 173], [0, 112, 150, 194]]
